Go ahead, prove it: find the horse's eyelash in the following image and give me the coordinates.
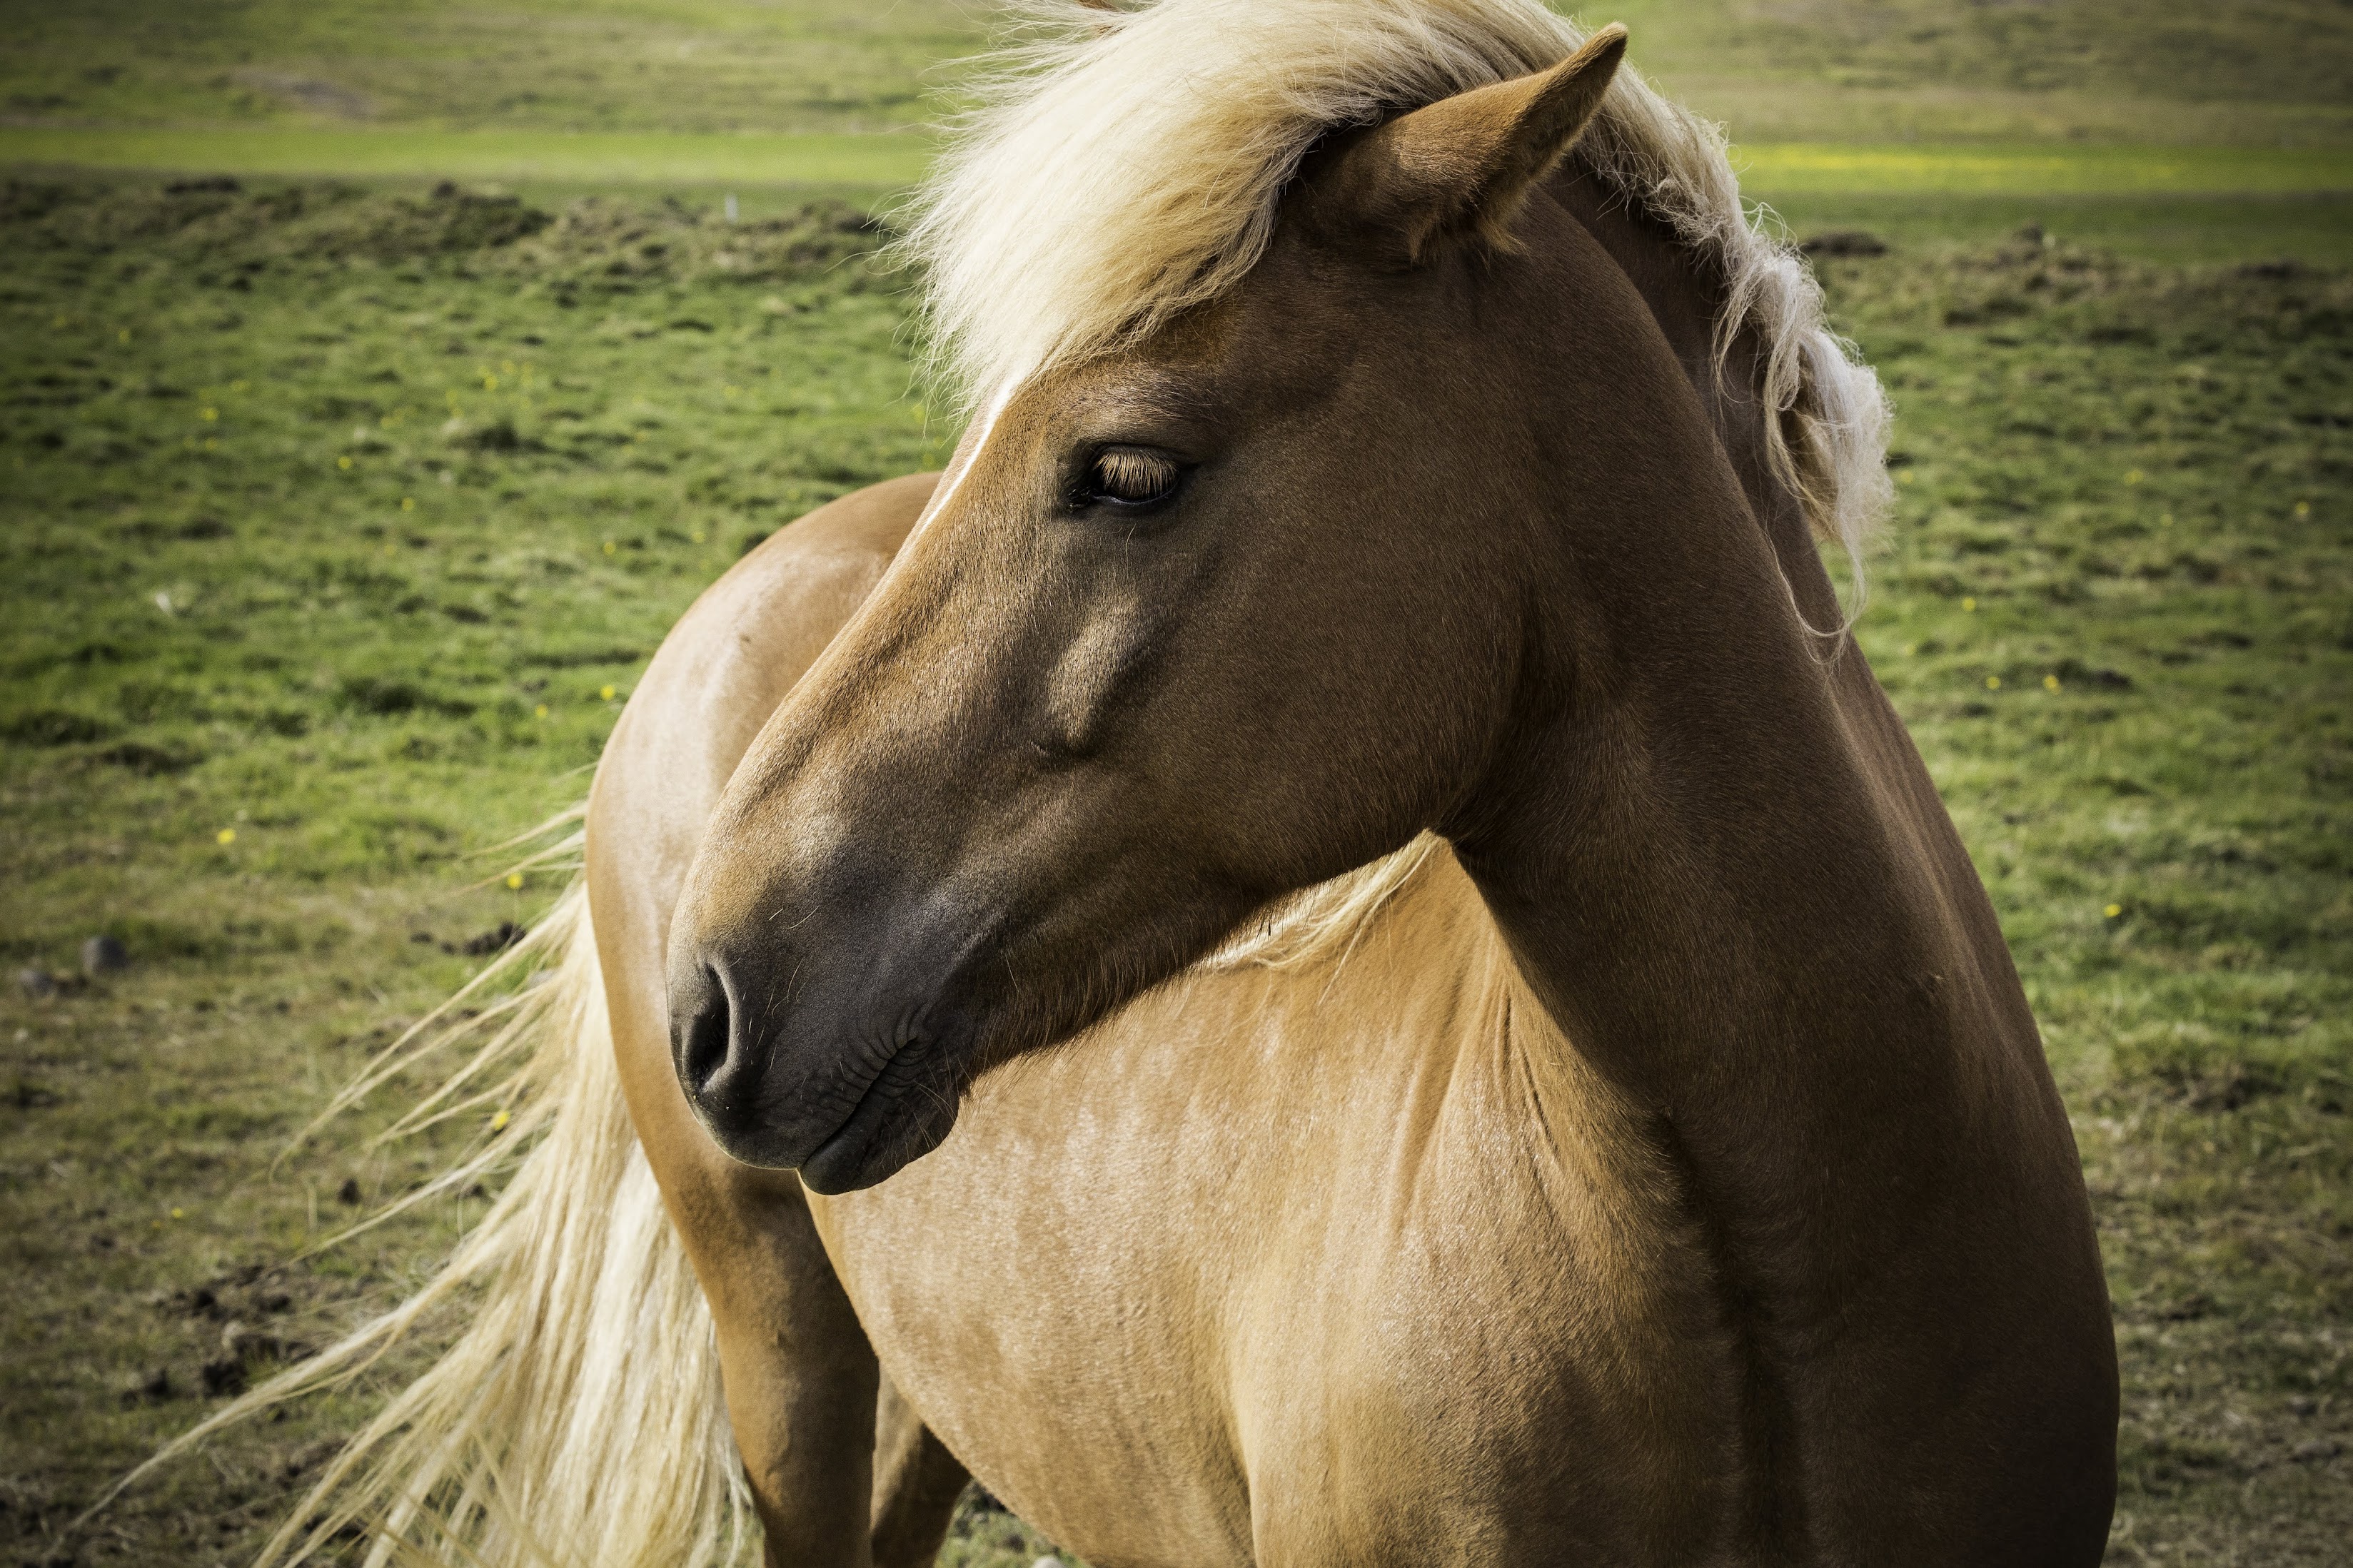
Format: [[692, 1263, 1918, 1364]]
[[1093, 448, 1178, 499]]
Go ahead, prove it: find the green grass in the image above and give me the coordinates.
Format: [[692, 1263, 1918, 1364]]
[[0, 128, 933, 193], [1735, 143, 2353, 197], [1763, 193, 2353, 270], [1606, 0, 2353, 106], [0, 177, 951, 1564], [1606, 0, 2353, 146], [2, 0, 2348, 147], [2, 175, 2347, 1566], [0, 0, 981, 135], [10, 128, 2348, 209]]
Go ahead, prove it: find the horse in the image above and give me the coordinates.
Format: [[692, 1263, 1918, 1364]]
[[170, 2, 2119, 1563]]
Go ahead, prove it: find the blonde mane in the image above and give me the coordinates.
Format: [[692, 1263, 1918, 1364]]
[[897, 0, 1893, 969]]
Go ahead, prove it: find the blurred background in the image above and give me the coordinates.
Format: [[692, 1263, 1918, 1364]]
[[3, 0, 2349, 249], [2, 4, 2347, 1564]]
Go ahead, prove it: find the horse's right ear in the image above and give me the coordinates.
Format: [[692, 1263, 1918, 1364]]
[[1301, 24, 1627, 265]]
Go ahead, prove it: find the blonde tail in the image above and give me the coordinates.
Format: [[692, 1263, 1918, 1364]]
[[94, 870, 755, 1567]]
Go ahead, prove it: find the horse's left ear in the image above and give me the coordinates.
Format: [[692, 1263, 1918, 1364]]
[[1304, 24, 1628, 265]]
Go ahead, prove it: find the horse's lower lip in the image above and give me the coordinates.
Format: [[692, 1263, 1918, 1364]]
[[799, 1121, 878, 1193], [797, 1036, 930, 1193]]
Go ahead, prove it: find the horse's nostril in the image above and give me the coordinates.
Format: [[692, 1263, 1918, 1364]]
[[676, 967, 733, 1096]]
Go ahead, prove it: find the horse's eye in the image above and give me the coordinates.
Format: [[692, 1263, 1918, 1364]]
[[1082, 447, 1183, 508]]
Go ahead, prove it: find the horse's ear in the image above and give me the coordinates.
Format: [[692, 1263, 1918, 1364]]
[[1304, 24, 1627, 265]]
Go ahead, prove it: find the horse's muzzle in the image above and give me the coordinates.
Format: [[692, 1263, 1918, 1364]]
[[667, 942, 968, 1190]]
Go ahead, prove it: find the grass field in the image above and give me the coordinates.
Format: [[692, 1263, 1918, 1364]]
[[8, 128, 2349, 203], [0, 0, 979, 136], [4, 1, 2350, 1564], [0, 128, 934, 194], [1602, 0, 2353, 146]]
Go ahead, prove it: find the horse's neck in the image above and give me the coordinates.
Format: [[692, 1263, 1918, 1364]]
[[1431, 199, 2067, 1329], [1547, 166, 1845, 636]]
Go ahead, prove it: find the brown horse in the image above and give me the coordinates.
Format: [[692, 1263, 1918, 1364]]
[[174, 4, 2117, 1564]]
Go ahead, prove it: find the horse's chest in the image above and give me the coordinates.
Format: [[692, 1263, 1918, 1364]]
[[817, 1014, 1728, 1565]]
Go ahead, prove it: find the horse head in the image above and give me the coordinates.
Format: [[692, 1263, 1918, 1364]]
[[665, 34, 1641, 1190]]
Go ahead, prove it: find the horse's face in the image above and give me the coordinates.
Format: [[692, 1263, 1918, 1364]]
[[667, 36, 1627, 1189]]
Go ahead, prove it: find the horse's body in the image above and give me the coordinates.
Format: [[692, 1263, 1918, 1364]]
[[212, 7, 2117, 1564], [591, 150, 2112, 1568]]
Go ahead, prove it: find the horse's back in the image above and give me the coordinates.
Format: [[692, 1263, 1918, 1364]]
[[591, 470, 937, 965]]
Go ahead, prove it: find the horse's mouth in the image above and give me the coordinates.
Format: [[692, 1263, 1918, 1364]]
[[797, 1032, 961, 1194]]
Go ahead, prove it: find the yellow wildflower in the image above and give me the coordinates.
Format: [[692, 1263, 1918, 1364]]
[[603, 540, 617, 555], [1985, 675, 2002, 690], [490, 1109, 512, 1133], [534, 703, 549, 719], [216, 827, 236, 846], [2103, 903, 2122, 919], [400, 496, 415, 511], [337, 455, 353, 470], [2043, 674, 2060, 692], [505, 872, 524, 891], [1961, 597, 1977, 612], [600, 684, 617, 702]]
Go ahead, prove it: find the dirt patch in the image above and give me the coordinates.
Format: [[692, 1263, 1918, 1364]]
[[0, 177, 885, 287]]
